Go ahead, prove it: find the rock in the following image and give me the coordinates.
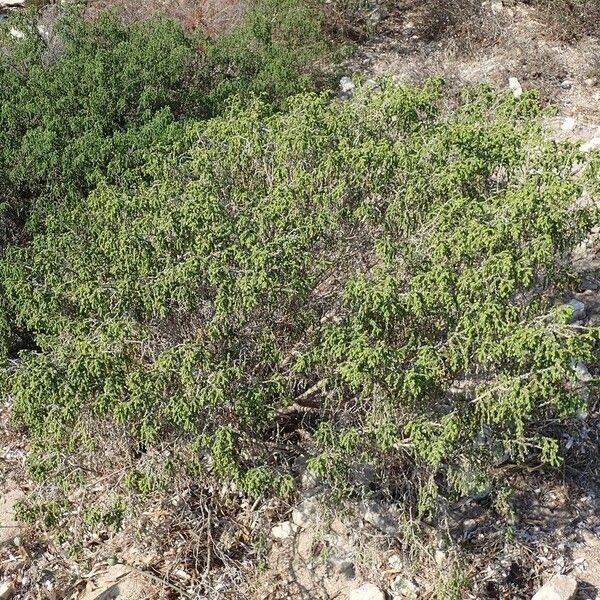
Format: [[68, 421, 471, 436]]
[[585, 78, 597, 87], [561, 117, 576, 131], [0, 487, 25, 545], [9, 28, 24, 39], [435, 549, 446, 566], [509, 77, 523, 98], [349, 583, 385, 600], [571, 359, 592, 383], [391, 576, 420, 598], [351, 463, 375, 488], [560, 80, 573, 90], [340, 76, 355, 94], [0, 581, 14, 600], [0, 0, 25, 6], [580, 138, 600, 153], [362, 500, 400, 537], [271, 521, 298, 540], [531, 574, 577, 600], [567, 299, 586, 322], [328, 551, 356, 580], [300, 469, 323, 495], [292, 499, 320, 529], [369, 5, 389, 24], [78, 565, 156, 600], [463, 518, 478, 537], [581, 276, 599, 291], [490, 0, 503, 14]]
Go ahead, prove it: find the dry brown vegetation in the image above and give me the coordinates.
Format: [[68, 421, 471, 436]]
[[84, 0, 246, 34]]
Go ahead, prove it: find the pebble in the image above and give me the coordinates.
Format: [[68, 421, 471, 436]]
[[567, 299, 586, 322], [580, 138, 600, 152], [509, 77, 523, 98], [0, 581, 13, 600], [271, 521, 298, 540], [0, 487, 25, 545], [292, 499, 320, 529], [560, 80, 573, 90], [491, 0, 503, 14], [349, 583, 385, 600], [340, 76, 355, 94], [390, 576, 420, 599], [531, 574, 577, 600]]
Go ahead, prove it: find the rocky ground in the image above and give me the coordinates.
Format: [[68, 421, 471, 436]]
[[1, 1, 600, 599]]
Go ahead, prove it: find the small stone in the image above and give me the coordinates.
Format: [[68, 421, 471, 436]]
[[567, 299, 586, 322], [292, 499, 319, 529], [362, 500, 400, 537], [560, 80, 573, 90], [349, 583, 385, 600], [12, 536, 22, 547], [509, 77, 523, 98], [531, 574, 577, 600], [369, 5, 389, 24], [328, 552, 355, 579], [561, 117, 576, 131], [0, 581, 14, 600], [580, 138, 600, 152], [9, 28, 24, 40], [340, 76, 355, 94], [435, 549, 446, 566], [463, 518, 478, 537], [271, 521, 298, 540], [390, 576, 420, 599], [387, 554, 403, 570], [490, 0, 503, 14], [585, 78, 597, 87], [581, 276, 599, 291], [571, 360, 592, 383]]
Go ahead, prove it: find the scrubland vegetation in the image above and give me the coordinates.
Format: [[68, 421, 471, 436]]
[[0, 1, 598, 596]]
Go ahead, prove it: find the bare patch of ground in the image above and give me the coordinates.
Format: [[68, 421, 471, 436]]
[[346, 0, 600, 120]]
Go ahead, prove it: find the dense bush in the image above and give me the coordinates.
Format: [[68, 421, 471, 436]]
[[0, 0, 331, 356], [2, 78, 598, 505], [0, 0, 329, 231]]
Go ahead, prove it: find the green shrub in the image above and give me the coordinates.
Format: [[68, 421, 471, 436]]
[[0, 1, 329, 222], [0, 1, 331, 358], [3, 81, 598, 504], [193, 0, 331, 116]]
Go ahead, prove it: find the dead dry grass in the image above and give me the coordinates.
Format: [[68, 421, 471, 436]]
[[85, 0, 246, 34]]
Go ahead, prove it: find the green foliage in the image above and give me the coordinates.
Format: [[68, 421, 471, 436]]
[[0, 0, 331, 361], [0, 9, 190, 216], [195, 0, 331, 116], [2, 79, 598, 509]]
